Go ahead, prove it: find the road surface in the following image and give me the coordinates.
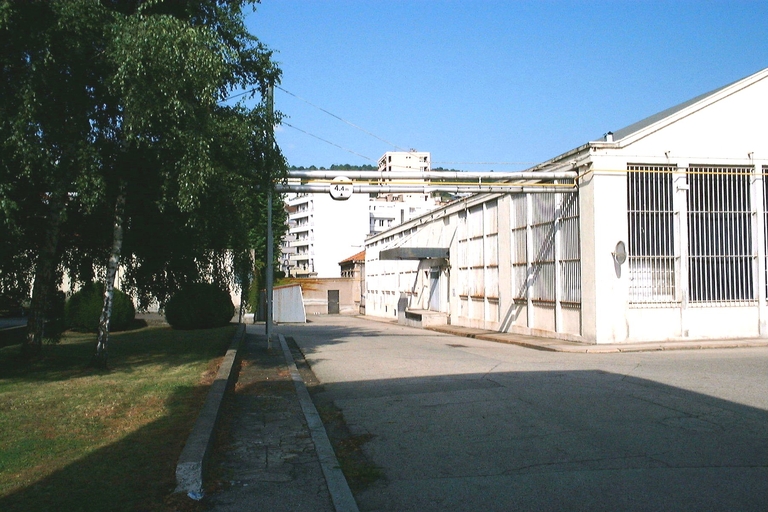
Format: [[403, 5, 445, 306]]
[[277, 315, 768, 512]]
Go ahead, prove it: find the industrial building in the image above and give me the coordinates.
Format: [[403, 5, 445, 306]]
[[364, 67, 768, 344]]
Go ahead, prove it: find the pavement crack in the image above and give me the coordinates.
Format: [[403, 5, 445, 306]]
[[481, 362, 502, 383], [504, 453, 657, 474], [621, 363, 642, 381]]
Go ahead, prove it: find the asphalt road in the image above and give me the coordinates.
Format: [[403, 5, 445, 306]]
[[276, 315, 768, 512]]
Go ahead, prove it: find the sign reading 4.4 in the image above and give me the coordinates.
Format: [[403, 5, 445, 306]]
[[329, 176, 353, 201]]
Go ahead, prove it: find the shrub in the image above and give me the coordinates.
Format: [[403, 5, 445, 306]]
[[164, 282, 234, 330], [65, 282, 136, 333]]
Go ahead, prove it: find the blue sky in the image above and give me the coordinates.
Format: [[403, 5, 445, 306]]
[[244, 1, 768, 171]]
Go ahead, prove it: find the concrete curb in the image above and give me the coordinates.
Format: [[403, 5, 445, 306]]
[[278, 334, 359, 512], [0, 324, 26, 333], [175, 323, 246, 498], [427, 324, 768, 353]]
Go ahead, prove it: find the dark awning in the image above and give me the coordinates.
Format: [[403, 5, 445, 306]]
[[379, 247, 449, 260]]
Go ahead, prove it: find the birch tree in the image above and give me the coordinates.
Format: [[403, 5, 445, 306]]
[[1, 0, 285, 364], [1, 1, 108, 353]]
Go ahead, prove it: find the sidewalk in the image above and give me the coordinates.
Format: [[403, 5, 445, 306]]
[[205, 327, 336, 512], [427, 324, 768, 353]]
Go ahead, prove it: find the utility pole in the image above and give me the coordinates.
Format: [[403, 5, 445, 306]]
[[265, 83, 274, 346]]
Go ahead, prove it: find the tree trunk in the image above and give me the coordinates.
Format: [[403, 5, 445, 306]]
[[92, 186, 126, 369], [25, 193, 66, 357], [238, 286, 245, 323]]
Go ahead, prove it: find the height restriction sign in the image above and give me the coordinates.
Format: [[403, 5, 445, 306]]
[[329, 176, 353, 200]]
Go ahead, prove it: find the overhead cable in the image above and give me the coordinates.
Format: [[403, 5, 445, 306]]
[[275, 85, 409, 152], [282, 122, 373, 161], [220, 86, 396, 161], [218, 86, 258, 103]]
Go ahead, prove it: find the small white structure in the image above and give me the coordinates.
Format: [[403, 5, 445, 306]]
[[369, 193, 443, 234], [273, 284, 306, 323], [365, 67, 768, 344]]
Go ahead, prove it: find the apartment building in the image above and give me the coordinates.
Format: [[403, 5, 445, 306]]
[[282, 151, 443, 277], [285, 192, 369, 278]]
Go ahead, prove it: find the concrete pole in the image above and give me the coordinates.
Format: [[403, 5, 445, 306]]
[[265, 84, 275, 346], [266, 189, 273, 346]]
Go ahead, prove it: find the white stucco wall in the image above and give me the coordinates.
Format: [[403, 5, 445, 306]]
[[365, 210, 456, 320], [582, 69, 768, 342], [365, 192, 583, 337]]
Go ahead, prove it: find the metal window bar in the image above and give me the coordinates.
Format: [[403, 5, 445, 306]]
[[468, 205, 485, 297], [510, 192, 581, 305], [511, 195, 528, 300], [484, 200, 500, 301], [764, 166, 768, 301], [559, 192, 581, 304], [627, 165, 677, 304], [688, 166, 754, 305], [530, 193, 557, 302], [457, 210, 469, 297]]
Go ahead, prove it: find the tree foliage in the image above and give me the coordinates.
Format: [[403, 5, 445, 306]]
[[0, 0, 286, 360], [164, 282, 234, 330], [65, 281, 135, 333]]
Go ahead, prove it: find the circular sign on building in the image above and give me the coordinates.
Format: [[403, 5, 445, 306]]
[[329, 176, 353, 201]]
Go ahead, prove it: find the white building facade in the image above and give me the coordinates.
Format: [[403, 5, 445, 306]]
[[285, 192, 369, 278], [369, 194, 442, 235], [378, 150, 430, 173], [365, 67, 768, 344], [283, 151, 443, 278]]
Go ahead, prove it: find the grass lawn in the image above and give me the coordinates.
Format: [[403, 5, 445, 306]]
[[0, 323, 237, 512]]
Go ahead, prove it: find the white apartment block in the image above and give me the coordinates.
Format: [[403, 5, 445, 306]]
[[282, 151, 444, 278], [279, 203, 297, 276], [285, 192, 369, 278], [378, 150, 430, 173], [371, 150, 440, 234], [377, 150, 431, 202]]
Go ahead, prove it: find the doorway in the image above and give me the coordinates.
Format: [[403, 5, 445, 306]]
[[428, 270, 440, 311], [328, 290, 340, 314]]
